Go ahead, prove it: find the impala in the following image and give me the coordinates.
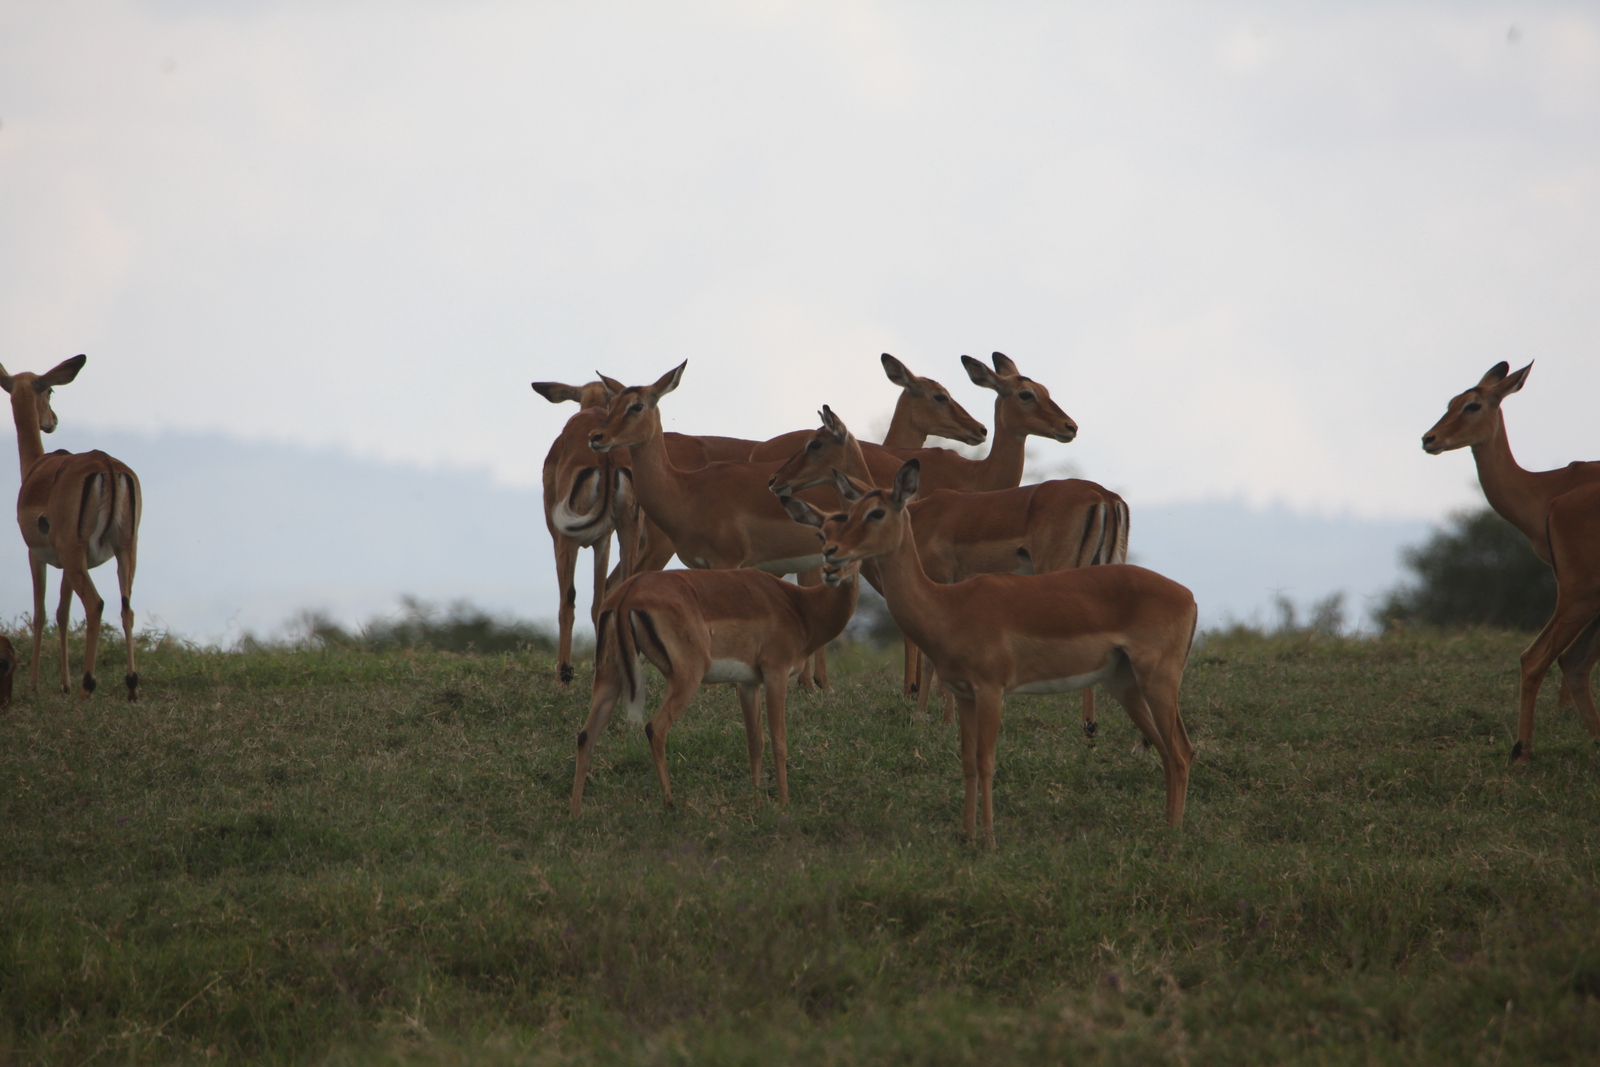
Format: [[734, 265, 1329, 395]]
[[1421, 361, 1600, 752], [1510, 482, 1600, 761], [796, 460, 1196, 846], [0, 355, 142, 701], [770, 405, 1128, 728], [569, 553, 862, 814]]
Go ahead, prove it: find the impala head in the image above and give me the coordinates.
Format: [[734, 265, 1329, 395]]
[[1421, 361, 1531, 455], [0, 354, 87, 434], [962, 352, 1076, 443], [779, 492, 871, 588], [881, 353, 987, 446], [769, 404, 857, 497], [784, 459, 919, 570], [587, 362, 685, 453], [532, 379, 614, 410]]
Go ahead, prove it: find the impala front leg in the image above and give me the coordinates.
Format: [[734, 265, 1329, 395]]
[[736, 682, 764, 795], [55, 572, 73, 695], [552, 535, 579, 684], [973, 686, 1004, 850], [765, 673, 790, 805], [954, 690, 979, 843], [1556, 615, 1600, 742]]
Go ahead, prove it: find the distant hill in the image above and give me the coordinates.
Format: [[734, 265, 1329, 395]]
[[0, 430, 1429, 644]]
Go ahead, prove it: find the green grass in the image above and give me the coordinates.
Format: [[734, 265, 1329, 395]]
[[3, 627, 1599, 1064]]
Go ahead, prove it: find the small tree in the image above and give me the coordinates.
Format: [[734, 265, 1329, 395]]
[[1373, 508, 1555, 631]]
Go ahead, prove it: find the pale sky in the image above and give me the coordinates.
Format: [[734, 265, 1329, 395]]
[[3, 1, 1598, 520]]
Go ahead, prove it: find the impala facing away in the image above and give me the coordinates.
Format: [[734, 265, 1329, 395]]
[[570, 555, 862, 815], [0, 356, 142, 701], [769, 405, 1128, 727], [1421, 361, 1600, 756], [795, 460, 1196, 846]]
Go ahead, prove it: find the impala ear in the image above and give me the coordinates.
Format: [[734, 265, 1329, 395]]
[[891, 459, 920, 509], [648, 361, 686, 399], [819, 404, 850, 444], [990, 351, 1020, 377], [830, 468, 865, 503], [0, 365, 11, 394], [531, 381, 584, 405], [1493, 361, 1532, 398], [880, 353, 923, 395], [595, 373, 626, 398], [962, 355, 1008, 395], [781, 495, 826, 528], [35, 354, 86, 391]]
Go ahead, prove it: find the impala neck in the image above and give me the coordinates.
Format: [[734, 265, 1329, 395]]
[[798, 571, 861, 650], [881, 394, 925, 448], [620, 414, 691, 532], [869, 517, 949, 656], [974, 396, 1028, 489], [1470, 411, 1547, 544], [8, 388, 45, 479]]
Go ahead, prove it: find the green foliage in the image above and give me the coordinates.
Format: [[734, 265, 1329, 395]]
[[2, 628, 1599, 1063], [251, 597, 557, 655], [1374, 508, 1556, 631]]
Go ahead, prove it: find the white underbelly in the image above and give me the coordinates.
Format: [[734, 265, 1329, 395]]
[[704, 658, 761, 684], [1009, 660, 1118, 696], [751, 554, 825, 576]]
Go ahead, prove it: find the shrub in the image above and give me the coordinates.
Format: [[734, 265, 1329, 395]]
[[1372, 507, 1555, 631]]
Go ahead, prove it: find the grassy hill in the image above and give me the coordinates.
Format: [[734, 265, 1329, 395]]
[[2, 627, 1597, 1064]]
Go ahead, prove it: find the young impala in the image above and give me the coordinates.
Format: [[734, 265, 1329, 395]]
[[569, 548, 861, 815]]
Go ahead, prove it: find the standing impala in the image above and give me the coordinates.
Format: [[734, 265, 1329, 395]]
[[1421, 361, 1600, 757], [794, 460, 1196, 846], [570, 553, 862, 815], [0, 355, 141, 701]]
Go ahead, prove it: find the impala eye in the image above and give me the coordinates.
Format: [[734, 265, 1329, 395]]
[[1017, 390, 1036, 402], [808, 440, 822, 451], [934, 394, 948, 403], [830, 514, 848, 523], [628, 403, 644, 414], [1464, 402, 1482, 412], [867, 508, 886, 521]]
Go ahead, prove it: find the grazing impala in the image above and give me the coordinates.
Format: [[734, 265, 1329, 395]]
[[569, 552, 862, 814], [770, 405, 1127, 728], [0, 355, 141, 701], [795, 460, 1196, 846], [1510, 482, 1600, 761], [1421, 361, 1600, 757]]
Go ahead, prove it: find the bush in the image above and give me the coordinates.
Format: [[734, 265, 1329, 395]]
[[256, 597, 556, 654], [1373, 507, 1555, 631]]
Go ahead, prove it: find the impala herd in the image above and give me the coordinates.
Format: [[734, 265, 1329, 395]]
[[0, 353, 1595, 847]]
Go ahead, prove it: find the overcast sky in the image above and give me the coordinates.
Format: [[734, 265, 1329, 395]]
[[2, 1, 1598, 521]]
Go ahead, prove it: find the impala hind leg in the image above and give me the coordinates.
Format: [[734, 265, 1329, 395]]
[[1556, 614, 1600, 742], [27, 554, 47, 696], [116, 544, 138, 701], [1106, 656, 1193, 827], [953, 690, 980, 843], [62, 563, 104, 699], [1081, 688, 1098, 739], [553, 535, 580, 683], [54, 572, 73, 695], [904, 638, 920, 696], [1517, 597, 1600, 762]]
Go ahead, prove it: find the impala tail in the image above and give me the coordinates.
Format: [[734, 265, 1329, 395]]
[[78, 456, 138, 561]]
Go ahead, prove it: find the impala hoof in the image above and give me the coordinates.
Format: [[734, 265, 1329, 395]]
[[125, 673, 139, 701], [1510, 740, 1525, 763], [559, 663, 575, 684], [1083, 720, 1098, 740], [82, 673, 96, 694]]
